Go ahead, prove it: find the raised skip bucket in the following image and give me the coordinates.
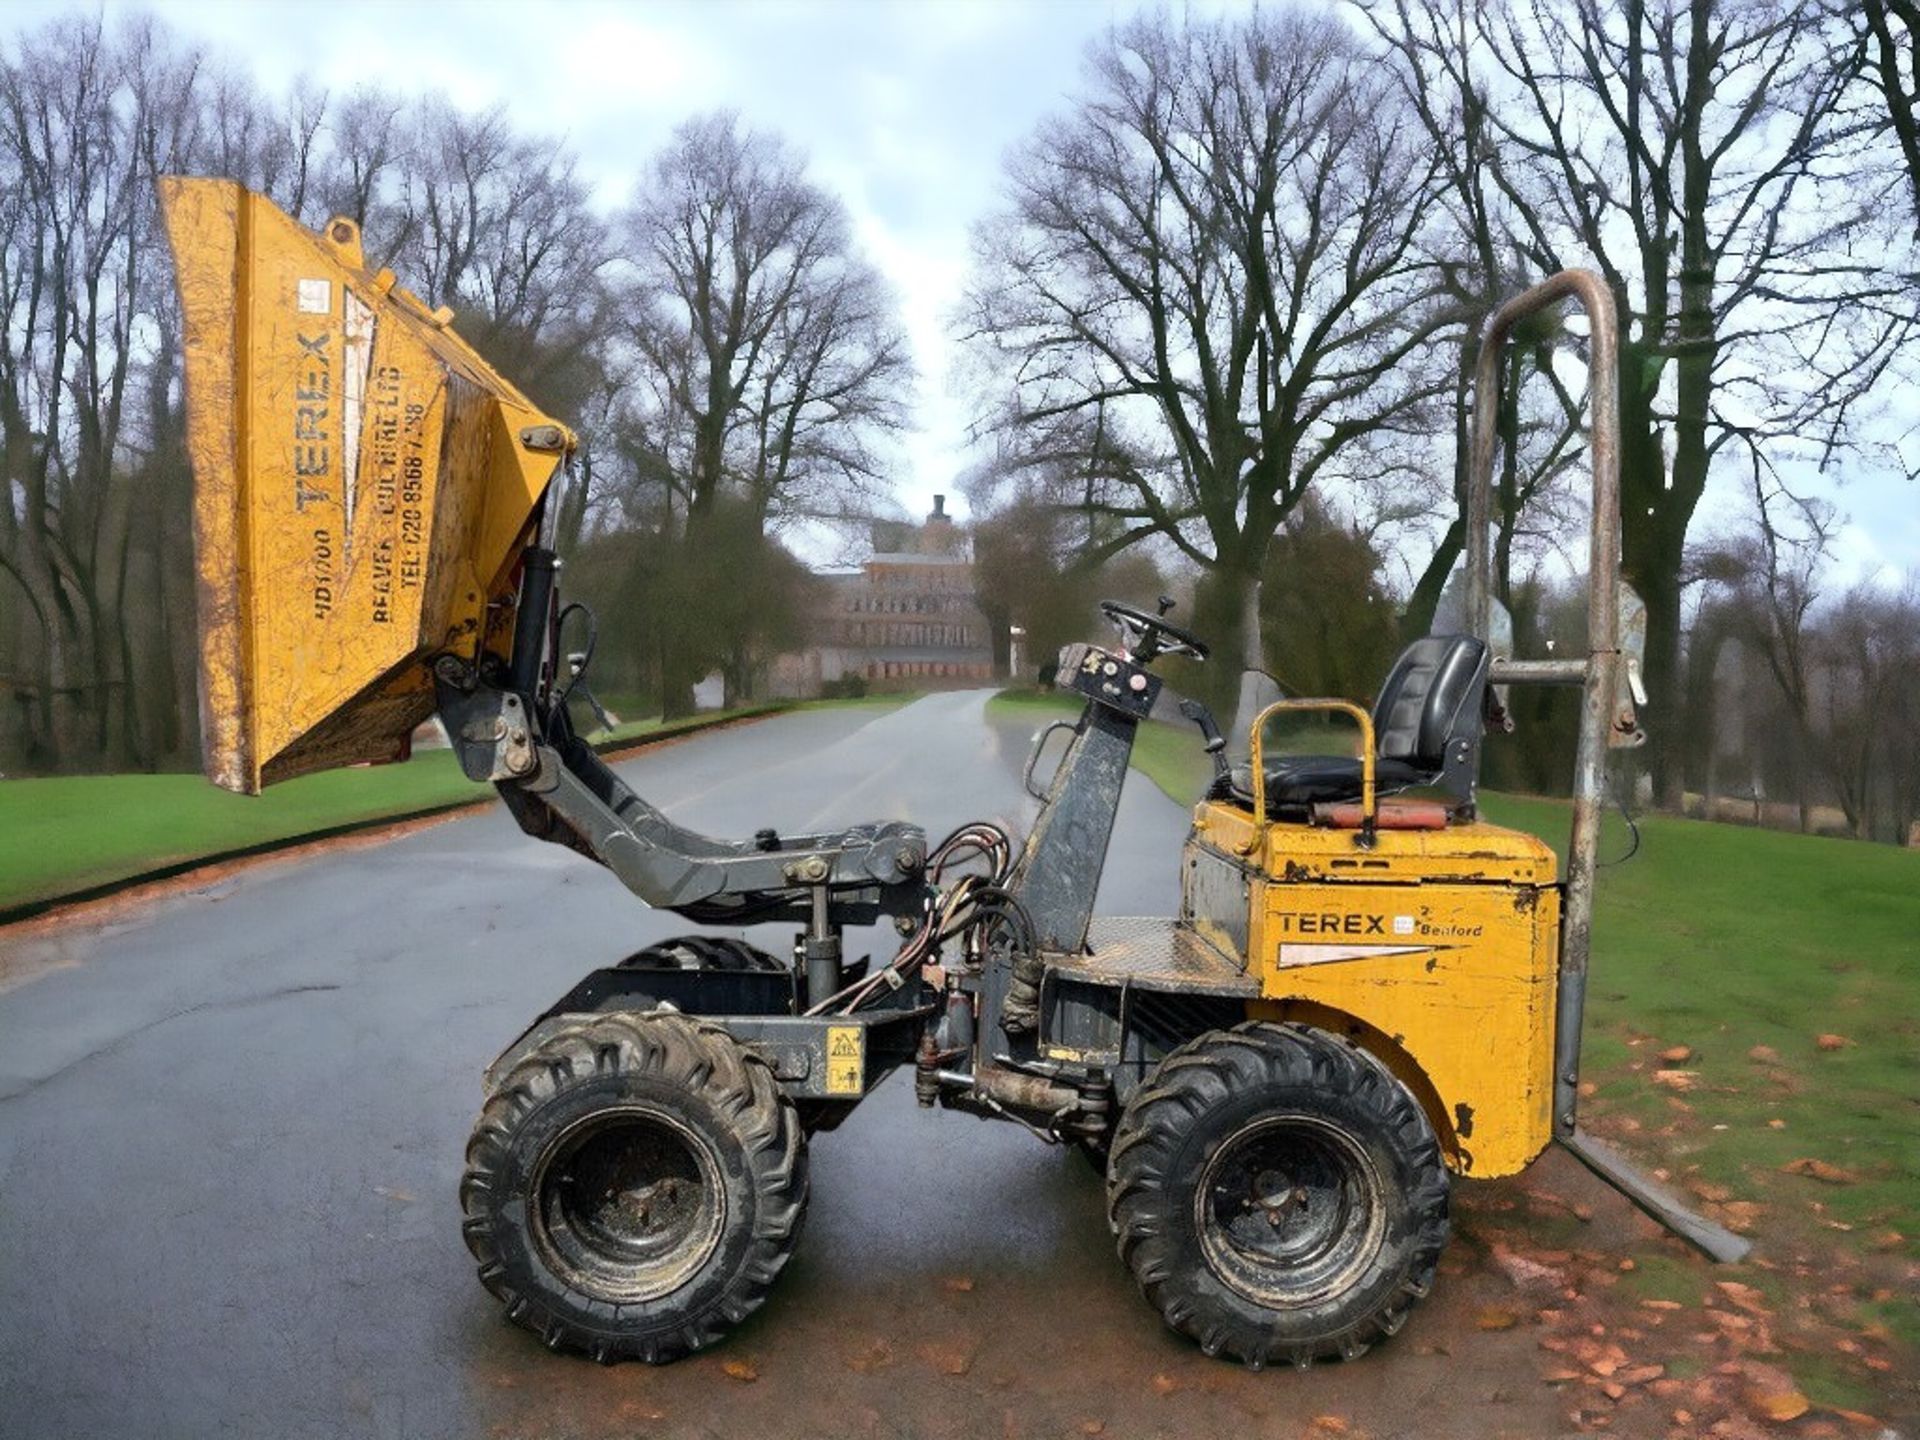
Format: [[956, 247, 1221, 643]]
[[160, 178, 572, 793]]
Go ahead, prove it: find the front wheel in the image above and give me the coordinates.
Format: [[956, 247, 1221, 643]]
[[1107, 1022, 1448, 1369], [460, 1010, 807, 1363]]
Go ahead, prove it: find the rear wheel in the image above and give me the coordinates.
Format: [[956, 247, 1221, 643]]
[[461, 1010, 806, 1363], [617, 935, 783, 972], [1107, 1022, 1447, 1369]]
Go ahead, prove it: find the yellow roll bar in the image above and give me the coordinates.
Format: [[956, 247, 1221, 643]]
[[1245, 699, 1377, 852]]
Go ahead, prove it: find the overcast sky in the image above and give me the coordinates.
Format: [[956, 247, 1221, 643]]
[[25, 0, 1920, 587]]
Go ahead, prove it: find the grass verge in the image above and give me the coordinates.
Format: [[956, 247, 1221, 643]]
[[0, 694, 908, 916]]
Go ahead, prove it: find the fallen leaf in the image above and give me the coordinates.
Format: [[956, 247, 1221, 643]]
[[1831, 1409, 1882, 1428], [722, 1358, 759, 1383], [1640, 1299, 1684, 1311], [1747, 1388, 1810, 1422], [1869, 1229, 1905, 1251], [1781, 1157, 1860, 1184], [1748, 1045, 1780, 1064], [1150, 1372, 1181, 1396], [1660, 1045, 1693, 1063], [1476, 1305, 1521, 1331], [1767, 1118, 1787, 1129], [844, 1337, 895, 1374], [917, 1339, 977, 1377], [941, 1274, 976, 1293], [1616, 1364, 1666, 1385], [1572, 1337, 1630, 1377], [1652, 1069, 1698, 1091], [1715, 1200, 1764, 1233], [1079, 1423, 1106, 1436], [1715, 1281, 1773, 1316], [1492, 1243, 1565, 1290], [1311, 1419, 1350, 1435], [1815, 1033, 1852, 1051]]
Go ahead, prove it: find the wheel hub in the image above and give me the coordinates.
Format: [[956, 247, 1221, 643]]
[[530, 1105, 726, 1304], [1197, 1114, 1386, 1308]]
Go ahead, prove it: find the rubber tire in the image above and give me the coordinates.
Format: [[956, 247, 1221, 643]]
[[617, 936, 784, 972], [461, 1010, 807, 1363], [1107, 1021, 1448, 1369]]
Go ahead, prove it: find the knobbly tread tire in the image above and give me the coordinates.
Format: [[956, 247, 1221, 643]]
[[460, 1009, 807, 1364], [617, 935, 784, 972], [1106, 1021, 1448, 1370]]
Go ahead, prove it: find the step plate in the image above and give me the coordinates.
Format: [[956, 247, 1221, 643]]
[[1046, 917, 1257, 998]]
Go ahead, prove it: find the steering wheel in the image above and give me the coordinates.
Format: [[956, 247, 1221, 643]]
[[1100, 597, 1210, 663]]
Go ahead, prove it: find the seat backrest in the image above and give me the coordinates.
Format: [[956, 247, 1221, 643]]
[[1370, 634, 1490, 766]]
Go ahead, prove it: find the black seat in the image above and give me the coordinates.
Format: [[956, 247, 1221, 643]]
[[1215, 635, 1491, 817]]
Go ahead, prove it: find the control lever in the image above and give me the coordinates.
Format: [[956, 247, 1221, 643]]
[[1178, 698, 1231, 786]]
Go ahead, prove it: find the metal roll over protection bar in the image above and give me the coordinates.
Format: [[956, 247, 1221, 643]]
[[1245, 699, 1378, 850], [1466, 270, 1747, 1263]]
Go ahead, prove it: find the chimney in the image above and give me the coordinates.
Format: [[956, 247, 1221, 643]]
[[931, 494, 946, 520]]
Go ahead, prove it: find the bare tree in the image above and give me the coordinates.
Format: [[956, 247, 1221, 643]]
[[621, 113, 906, 529], [739, 259, 910, 532], [1359, 0, 1595, 638], [1854, 0, 1920, 222], [0, 12, 627, 770], [1369, 0, 1907, 806], [0, 15, 174, 767], [962, 8, 1453, 687], [616, 112, 912, 709], [381, 98, 611, 407]]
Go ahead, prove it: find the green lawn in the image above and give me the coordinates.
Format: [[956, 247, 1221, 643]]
[[0, 697, 907, 914], [988, 687, 1920, 1335]]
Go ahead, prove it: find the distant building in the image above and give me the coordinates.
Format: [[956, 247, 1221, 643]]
[[770, 495, 996, 695]]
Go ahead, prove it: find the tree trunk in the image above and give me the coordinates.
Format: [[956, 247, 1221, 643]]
[[1193, 552, 1264, 717]]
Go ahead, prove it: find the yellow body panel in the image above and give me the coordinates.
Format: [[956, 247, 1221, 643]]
[[160, 178, 572, 793], [1187, 800, 1562, 1178]]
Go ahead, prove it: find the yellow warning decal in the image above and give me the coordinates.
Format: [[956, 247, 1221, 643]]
[[824, 1025, 864, 1096]]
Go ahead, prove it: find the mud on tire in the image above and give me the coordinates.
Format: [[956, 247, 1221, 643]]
[[1107, 1021, 1448, 1369], [460, 1010, 807, 1363]]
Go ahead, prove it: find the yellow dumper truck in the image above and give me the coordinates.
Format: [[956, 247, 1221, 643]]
[[161, 178, 1742, 1369]]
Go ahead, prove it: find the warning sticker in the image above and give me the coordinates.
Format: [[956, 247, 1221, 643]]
[[297, 278, 332, 315], [824, 1025, 864, 1096]]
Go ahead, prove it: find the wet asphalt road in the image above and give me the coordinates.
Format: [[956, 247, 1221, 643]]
[[0, 692, 1641, 1440]]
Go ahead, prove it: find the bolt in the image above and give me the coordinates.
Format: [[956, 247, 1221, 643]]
[[329, 219, 355, 245]]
